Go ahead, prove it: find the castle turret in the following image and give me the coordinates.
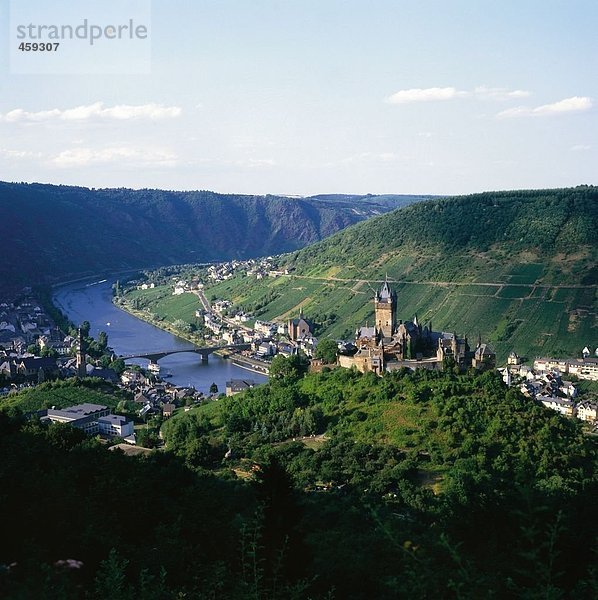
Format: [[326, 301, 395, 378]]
[[374, 276, 396, 338]]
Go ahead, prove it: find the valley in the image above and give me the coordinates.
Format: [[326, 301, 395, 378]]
[[129, 187, 597, 362]]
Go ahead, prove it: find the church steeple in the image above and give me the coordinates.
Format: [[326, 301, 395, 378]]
[[76, 327, 87, 379]]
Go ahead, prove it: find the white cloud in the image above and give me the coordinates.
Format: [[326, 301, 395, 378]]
[[570, 144, 591, 152], [385, 85, 531, 105], [0, 102, 182, 123], [497, 96, 593, 118], [51, 146, 178, 167], [474, 86, 531, 100], [236, 158, 277, 168], [0, 148, 43, 159], [385, 87, 468, 104]]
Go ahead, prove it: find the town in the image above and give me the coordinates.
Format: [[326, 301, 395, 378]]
[[2, 260, 596, 450]]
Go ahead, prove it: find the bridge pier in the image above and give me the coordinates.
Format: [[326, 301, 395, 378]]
[[200, 353, 209, 364]]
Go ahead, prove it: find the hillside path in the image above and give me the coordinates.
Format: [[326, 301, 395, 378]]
[[289, 275, 595, 289]]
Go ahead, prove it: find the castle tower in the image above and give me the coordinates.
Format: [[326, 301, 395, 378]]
[[374, 276, 396, 338], [76, 328, 87, 378]]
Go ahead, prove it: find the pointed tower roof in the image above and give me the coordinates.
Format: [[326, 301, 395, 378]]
[[379, 274, 392, 300]]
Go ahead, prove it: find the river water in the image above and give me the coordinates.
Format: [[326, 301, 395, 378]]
[[53, 280, 267, 394]]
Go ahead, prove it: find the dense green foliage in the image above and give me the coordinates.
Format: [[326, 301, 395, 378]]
[[0, 413, 256, 599], [3, 367, 594, 598], [159, 366, 598, 598], [314, 338, 338, 363], [289, 186, 597, 283], [0, 181, 426, 292]]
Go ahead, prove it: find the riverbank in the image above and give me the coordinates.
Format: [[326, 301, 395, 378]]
[[116, 297, 270, 376], [113, 296, 206, 348], [52, 281, 268, 392], [230, 355, 270, 375]]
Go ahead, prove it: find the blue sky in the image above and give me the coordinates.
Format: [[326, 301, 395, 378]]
[[0, 0, 596, 195]]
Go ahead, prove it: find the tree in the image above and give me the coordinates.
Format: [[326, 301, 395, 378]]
[[252, 458, 309, 588], [109, 358, 126, 375], [40, 347, 58, 359], [269, 354, 309, 384], [80, 321, 91, 337], [93, 549, 130, 600], [210, 382, 219, 395], [314, 339, 338, 364], [136, 429, 160, 449], [98, 331, 108, 350], [172, 319, 192, 333]]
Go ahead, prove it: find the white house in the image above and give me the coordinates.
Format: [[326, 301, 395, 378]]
[[98, 414, 135, 438], [576, 401, 597, 422], [538, 395, 575, 417]]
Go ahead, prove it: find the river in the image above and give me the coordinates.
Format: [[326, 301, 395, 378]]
[[52, 280, 268, 394]]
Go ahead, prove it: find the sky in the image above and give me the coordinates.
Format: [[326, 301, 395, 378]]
[[0, 0, 596, 196]]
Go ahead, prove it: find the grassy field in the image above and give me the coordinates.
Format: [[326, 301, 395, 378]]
[[124, 286, 202, 325]]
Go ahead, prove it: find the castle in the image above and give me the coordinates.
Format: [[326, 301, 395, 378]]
[[338, 278, 495, 375]]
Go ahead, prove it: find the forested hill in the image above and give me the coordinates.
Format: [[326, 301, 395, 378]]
[[203, 187, 597, 358], [0, 181, 429, 290], [286, 186, 597, 284], [1, 369, 596, 597]]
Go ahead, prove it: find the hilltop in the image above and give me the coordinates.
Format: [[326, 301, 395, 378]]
[[203, 187, 597, 360], [286, 186, 597, 283], [0, 181, 429, 292]]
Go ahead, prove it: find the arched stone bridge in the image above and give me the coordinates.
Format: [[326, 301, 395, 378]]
[[120, 343, 250, 365]]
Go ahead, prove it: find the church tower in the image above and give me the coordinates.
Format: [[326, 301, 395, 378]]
[[374, 276, 396, 338], [76, 328, 87, 378]]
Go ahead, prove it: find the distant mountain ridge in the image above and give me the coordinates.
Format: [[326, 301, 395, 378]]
[[0, 181, 431, 291]]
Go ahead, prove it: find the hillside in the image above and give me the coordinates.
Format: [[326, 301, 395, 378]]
[[0, 181, 429, 292], [1, 367, 596, 598], [204, 187, 597, 360]]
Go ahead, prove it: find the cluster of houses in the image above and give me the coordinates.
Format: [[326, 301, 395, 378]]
[[249, 312, 318, 358], [206, 257, 291, 282], [499, 351, 597, 424], [0, 335, 122, 388], [200, 310, 318, 366], [172, 279, 202, 295], [0, 294, 57, 352], [533, 351, 598, 382], [131, 257, 291, 297], [194, 284, 319, 364], [120, 368, 205, 420], [0, 294, 96, 389]]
